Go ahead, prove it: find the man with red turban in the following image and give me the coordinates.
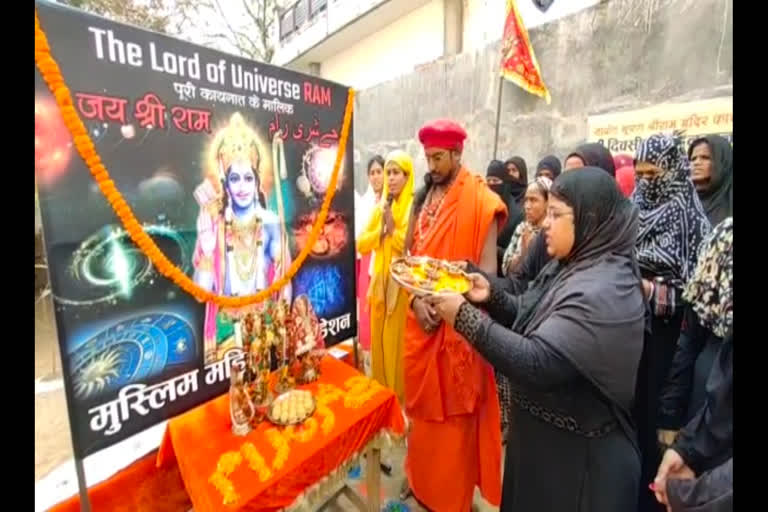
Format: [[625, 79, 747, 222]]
[[402, 119, 506, 511]]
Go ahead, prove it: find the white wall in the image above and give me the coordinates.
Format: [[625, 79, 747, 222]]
[[320, 0, 444, 90], [462, 0, 601, 53]]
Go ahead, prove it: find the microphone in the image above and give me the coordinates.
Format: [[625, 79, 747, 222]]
[[387, 193, 394, 206]]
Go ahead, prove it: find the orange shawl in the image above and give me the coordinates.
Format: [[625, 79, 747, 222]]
[[404, 167, 507, 419]]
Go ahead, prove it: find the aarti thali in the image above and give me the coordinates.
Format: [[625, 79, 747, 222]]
[[390, 256, 472, 296]]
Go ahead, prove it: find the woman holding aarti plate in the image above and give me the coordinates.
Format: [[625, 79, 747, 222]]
[[427, 168, 645, 511]]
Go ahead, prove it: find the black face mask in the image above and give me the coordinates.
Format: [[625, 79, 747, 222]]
[[489, 183, 506, 197]]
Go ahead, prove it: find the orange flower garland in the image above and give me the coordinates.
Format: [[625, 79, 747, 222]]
[[34, 10, 355, 308]]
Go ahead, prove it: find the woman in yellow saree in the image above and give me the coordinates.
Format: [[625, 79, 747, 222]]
[[356, 150, 414, 403]]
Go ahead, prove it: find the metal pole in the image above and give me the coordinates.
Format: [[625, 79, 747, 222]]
[[75, 456, 92, 512], [492, 76, 504, 160], [353, 335, 360, 371]]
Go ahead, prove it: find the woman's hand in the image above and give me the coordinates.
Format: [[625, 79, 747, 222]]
[[465, 273, 491, 304], [382, 203, 395, 238], [520, 226, 533, 252], [642, 279, 654, 300], [424, 293, 466, 327], [653, 448, 695, 507]]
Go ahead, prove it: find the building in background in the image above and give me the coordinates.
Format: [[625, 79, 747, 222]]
[[274, 0, 600, 90]]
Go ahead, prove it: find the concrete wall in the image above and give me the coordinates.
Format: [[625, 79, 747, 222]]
[[322, 0, 444, 90], [352, 0, 733, 193]]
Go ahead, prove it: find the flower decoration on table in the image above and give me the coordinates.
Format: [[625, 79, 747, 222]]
[[293, 417, 319, 443], [316, 383, 345, 405], [34, 10, 355, 309], [209, 472, 239, 505], [240, 442, 272, 482], [288, 295, 326, 384], [343, 376, 384, 409], [243, 310, 273, 422], [216, 451, 243, 476], [266, 427, 292, 470], [229, 361, 255, 436], [316, 403, 336, 434]]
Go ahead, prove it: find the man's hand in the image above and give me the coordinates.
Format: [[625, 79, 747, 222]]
[[653, 448, 695, 507], [412, 296, 441, 333], [424, 293, 466, 327]]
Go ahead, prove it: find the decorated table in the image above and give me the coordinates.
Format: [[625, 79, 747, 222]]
[[156, 355, 405, 512]]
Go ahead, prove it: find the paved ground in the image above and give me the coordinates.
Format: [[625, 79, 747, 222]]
[[34, 296, 497, 511], [35, 296, 73, 483]]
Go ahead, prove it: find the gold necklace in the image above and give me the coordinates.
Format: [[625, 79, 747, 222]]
[[229, 214, 263, 282]]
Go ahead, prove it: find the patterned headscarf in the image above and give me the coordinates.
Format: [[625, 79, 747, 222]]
[[632, 133, 711, 282], [683, 217, 733, 338]]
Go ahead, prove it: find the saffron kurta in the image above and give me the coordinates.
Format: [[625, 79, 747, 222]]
[[356, 151, 415, 403], [405, 167, 506, 512]]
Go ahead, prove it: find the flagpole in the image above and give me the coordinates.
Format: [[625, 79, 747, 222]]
[[492, 75, 504, 160]]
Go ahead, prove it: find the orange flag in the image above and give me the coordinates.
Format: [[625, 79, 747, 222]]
[[500, 0, 551, 103]]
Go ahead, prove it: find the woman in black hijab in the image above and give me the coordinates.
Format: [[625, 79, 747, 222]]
[[536, 155, 562, 180], [632, 133, 711, 512], [429, 168, 645, 511], [504, 144, 614, 293], [504, 156, 529, 205], [565, 143, 616, 177], [487, 160, 525, 275], [688, 136, 733, 226]]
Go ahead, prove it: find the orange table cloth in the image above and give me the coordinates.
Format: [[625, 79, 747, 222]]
[[156, 356, 405, 512], [49, 450, 192, 512]]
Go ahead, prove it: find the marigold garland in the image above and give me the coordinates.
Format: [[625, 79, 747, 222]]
[[34, 10, 355, 308]]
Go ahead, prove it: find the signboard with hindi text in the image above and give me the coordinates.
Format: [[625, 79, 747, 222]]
[[35, 2, 356, 458], [587, 97, 733, 155]]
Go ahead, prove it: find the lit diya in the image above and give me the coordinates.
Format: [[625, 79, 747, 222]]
[[390, 256, 471, 296]]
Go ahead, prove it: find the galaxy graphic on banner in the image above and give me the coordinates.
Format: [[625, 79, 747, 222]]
[[35, 1, 356, 458]]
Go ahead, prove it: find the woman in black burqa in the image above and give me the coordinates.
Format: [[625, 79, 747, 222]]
[[429, 168, 645, 511], [632, 133, 711, 512], [505, 143, 615, 293], [486, 160, 524, 276]]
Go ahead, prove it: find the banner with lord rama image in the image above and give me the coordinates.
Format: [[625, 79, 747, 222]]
[[35, 2, 356, 458]]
